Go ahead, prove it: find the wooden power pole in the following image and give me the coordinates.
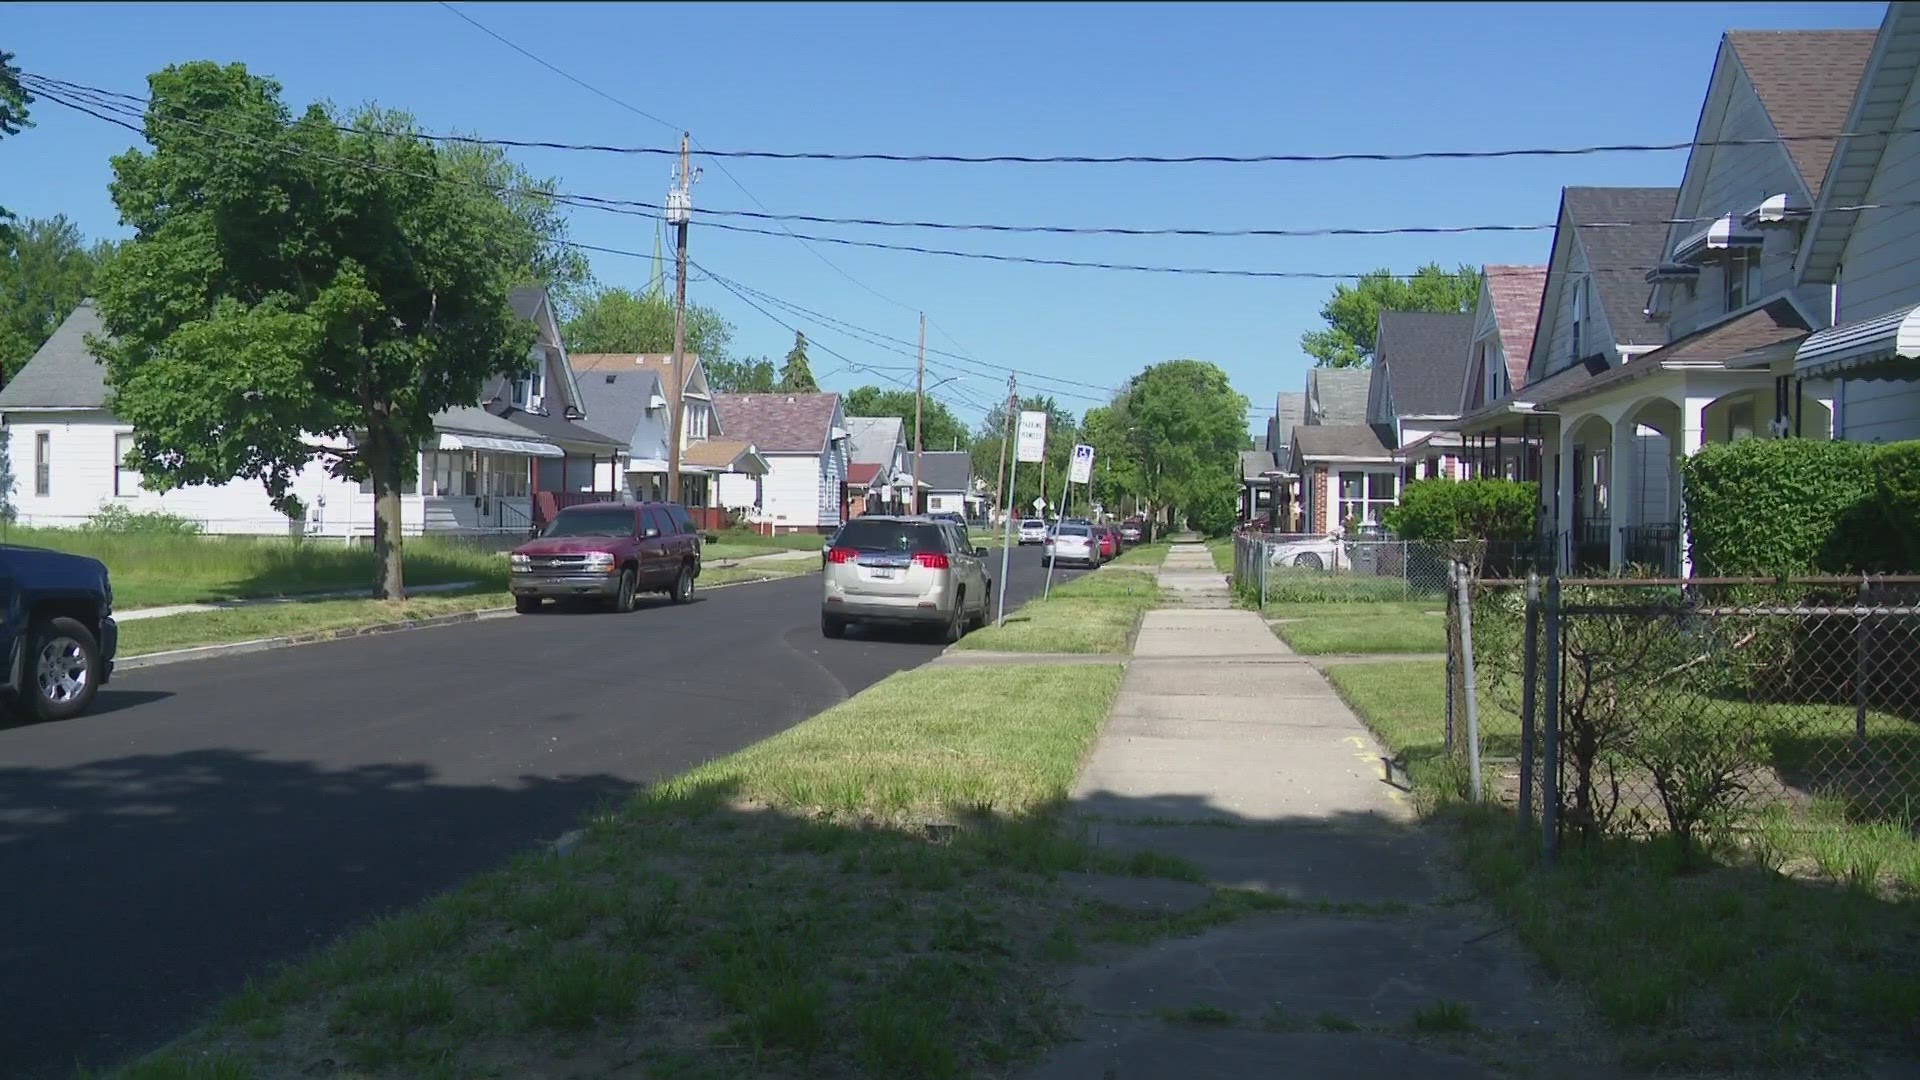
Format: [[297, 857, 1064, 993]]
[[913, 312, 925, 516], [667, 132, 691, 503]]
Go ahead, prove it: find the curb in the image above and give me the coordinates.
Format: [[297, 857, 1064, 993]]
[[114, 571, 811, 674]]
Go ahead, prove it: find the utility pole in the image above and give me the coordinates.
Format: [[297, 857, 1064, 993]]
[[913, 312, 925, 516], [995, 373, 1017, 627], [992, 379, 1012, 528], [667, 132, 692, 503]]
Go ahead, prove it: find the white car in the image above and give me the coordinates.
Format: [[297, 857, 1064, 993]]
[[1018, 519, 1049, 545], [1044, 524, 1099, 567], [1266, 535, 1347, 571]]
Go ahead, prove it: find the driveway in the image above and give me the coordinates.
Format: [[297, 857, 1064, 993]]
[[0, 545, 1079, 1077]]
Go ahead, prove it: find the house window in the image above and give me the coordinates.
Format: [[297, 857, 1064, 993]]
[[689, 404, 708, 439], [1725, 250, 1758, 312], [33, 432, 50, 497], [1481, 340, 1507, 402], [1337, 471, 1397, 529], [114, 432, 142, 496], [1569, 280, 1586, 361]]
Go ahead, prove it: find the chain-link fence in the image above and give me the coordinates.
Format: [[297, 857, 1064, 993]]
[[1231, 531, 1554, 606], [1451, 574, 1920, 862]]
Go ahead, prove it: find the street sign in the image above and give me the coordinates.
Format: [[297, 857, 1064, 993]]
[[1069, 443, 1095, 484], [1016, 410, 1048, 463], [1032, 497, 1046, 511]]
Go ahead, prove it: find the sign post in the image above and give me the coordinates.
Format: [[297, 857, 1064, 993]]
[[1044, 444, 1097, 599], [998, 410, 1048, 628]]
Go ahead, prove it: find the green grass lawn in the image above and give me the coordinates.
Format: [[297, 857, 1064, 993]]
[[1206, 537, 1234, 572], [708, 527, 833, 552], [1267, 601, 1448, 655], [1253, 567, 1437, 605], [1326, 659, 1920, 1072], [112, 663, 1196, 1080], [3, 527, 509, 610], [956, 569, 1159, 654], [1109, 540, 1169, 567]]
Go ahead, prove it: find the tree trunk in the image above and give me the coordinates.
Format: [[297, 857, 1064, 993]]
[[367, 423, 407, 600]]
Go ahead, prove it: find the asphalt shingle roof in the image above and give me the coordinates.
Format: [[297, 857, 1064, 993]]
[[915, 450, 972, 493], [570, 354, 704, 410], [1562, 187, 1680, 349], [844, 416, 904, 466], [0, 299, 109, 409], [1485, 266, 1549, 391], [1240, 449, 1282, 481], [1727, 30, 1877, 201], [1375, 311, 1475, 416], [713, 393, 841, 454], [1293, 424, 1396, 461], [1536, 298, 1812, 407], [573, 368, 667, 446], [1307, 368, 1371, 425]]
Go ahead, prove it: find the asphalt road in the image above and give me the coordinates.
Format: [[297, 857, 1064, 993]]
[[0, 543, 1080, 1078]]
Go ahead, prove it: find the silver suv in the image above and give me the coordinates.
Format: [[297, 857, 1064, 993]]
[[822, 516, 992, 641]]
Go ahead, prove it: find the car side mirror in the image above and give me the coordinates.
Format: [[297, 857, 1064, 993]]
[[973, 546, 989, 558]]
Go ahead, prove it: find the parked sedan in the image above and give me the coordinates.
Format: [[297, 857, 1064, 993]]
[[1266, 534, 1346, 571], [822, 516, 993, 642], [1018, 518, 1049, 545], [1043, 523, 1099, 568], [1093, 525, 1120, 562], [1118, 518, 1145, 544]]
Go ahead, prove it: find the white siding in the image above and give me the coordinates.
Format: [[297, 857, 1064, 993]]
[[716, 472, 759, 510], [1832, 71, 1920, 443], [1539, 238, 1599, 376], [817, 443, 845, 529], [926, 492, 966, 514], [760, 454, 827, 530]]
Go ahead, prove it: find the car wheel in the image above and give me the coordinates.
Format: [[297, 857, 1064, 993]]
[[1294, 551, 1325, 570], [940, 602, 965, 644], [514, 595, 541, 614], [671, 563, 695, 604], [27, 617, 101, 722], [822, 613, 846, 639], [612, 568, 638, 613]]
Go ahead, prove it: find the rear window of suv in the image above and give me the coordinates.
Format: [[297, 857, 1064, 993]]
[[836, 520, 948, 554], [660, 504, 691, 534]]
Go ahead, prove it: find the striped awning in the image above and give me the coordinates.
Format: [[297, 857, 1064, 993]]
[[1673, 214, 1765, 263], [1796, 303, 1920, 381], [438, 432, 564, 458]]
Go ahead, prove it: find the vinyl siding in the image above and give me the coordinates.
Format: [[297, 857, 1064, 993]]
[[1832, 72, 1920, 443], [1540, 237, 1601, 375], [761, 453, 828, 530]]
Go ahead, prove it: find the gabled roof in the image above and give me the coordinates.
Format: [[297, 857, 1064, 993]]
[[1727, 30, 1878, 201], [1292, 424, 1396, 462], [1240, 449, 1283, 481], [916, 450, 972, 493], [713, 392, 842, 454], [847, 461, 885, 487], [571, 354, 709, 410], [1484, 265, 1548, 390], [1266, 391, 1306, 454], [683, 438, 768, 475], [1374, 311, 1475, 417], [0, 299, 110, 409], [1306, 368, 1370, 424], [1562, 187, 1678, 349], [845, 415, 905, 466], [573, 367, 668, 444]]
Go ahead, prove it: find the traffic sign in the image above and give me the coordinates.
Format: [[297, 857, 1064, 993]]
[[1032, 497, 1046, 511], [1016, 411, 1048, 463], [1069, 443, 1095, 484]]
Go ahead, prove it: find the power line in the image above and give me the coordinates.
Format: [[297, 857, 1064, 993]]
[[436, 3, 681, 134]]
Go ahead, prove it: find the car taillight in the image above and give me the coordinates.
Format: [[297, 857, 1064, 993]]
[[911, 552, 950, 569], [827, 547, 857, 564]]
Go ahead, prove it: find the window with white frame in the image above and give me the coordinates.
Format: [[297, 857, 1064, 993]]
[[1481, 339, 1508, 402], [512, 347, 546, 410], [114, 432, 142, 496], [689, 403, 709, 439], [1337, 471, 1397, 529], [1569, 279, 1586, 361], [34, 431, 50, 497], [1725, 250, 1758, 312]]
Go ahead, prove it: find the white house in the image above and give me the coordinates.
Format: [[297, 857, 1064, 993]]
[[0, 287, 618, 537], [844, 415, 910, 517], [569, 353, 724, 503], [916, 451, 974, 517], [712, 393, 849, 533], [1366, 309, 1474, 480], [1793, 1, 1920, 437]]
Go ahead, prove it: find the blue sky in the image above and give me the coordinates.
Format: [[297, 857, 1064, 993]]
[[4, 1, 1886, 433]]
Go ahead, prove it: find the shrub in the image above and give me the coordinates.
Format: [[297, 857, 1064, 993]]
[[1384, 479, 1538, 543], [1679, 439, 1920, 574], [1872, 442, 1920, 569], [83, 503, 205, 536]]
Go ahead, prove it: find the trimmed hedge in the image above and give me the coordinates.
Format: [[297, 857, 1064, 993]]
[[1384, 478, 1539, 543], [1681, 438, 1920, 574]]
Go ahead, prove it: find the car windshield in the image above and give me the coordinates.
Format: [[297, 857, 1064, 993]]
[[1055, 524, 1091, 537], [542, 508, 634, 538], [1021, 519, 1043, 528], [835, 520, 946, 555]]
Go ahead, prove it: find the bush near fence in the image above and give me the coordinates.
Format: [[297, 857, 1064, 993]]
[[1682, 437, 1920, 574]]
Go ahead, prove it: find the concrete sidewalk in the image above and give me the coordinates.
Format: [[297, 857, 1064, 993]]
[[1023, 540, 1602, 1079]]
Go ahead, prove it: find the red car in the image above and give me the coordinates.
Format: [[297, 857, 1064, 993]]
[[510, 501, 702, 613], [1093, 525, 1120, 561]]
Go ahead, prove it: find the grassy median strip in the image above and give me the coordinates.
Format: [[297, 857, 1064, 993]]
[[955, 569, 1159, 654], [1109, 540, 1169, 566], [1267, 600, 1447, 655], [117, 663, 1146, 1080], [1327, 658, 1920, 1073]]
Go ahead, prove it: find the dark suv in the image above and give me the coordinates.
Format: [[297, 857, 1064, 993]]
[[2, 544, 117, 721], [510, 502, 702, 613]]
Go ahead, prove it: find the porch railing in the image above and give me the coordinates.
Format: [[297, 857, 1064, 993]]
[[1562, 520, 1611, 573], [1620, 522, 1681, 576]]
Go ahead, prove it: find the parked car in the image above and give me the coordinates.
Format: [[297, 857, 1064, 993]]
[[1044, 523, 1099, 568], [1018, 518, 1048, 545], [1118, 518, 1145, 544], [822, 516, 992, 642], [1093, 525, 1120, 561], [1266, 534, 1347, 571], [510, 502, 701, 613], [1, 544, 117, 721]]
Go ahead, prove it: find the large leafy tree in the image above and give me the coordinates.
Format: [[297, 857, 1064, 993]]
[[1300, 263, 1481, 368], [1, 215, 117, 379], [1122, 359, 1249, 534], [1079, 399, 1146, 520], [437, 140, 592, 316], [0, 51, 28, 240], [92, 62, 536, 598], [561, 284, 731, 359], [843, 385, 969, 456], [777, 331, 818, 393]]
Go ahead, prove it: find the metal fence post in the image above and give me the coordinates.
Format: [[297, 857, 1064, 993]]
[[1855, 574, 1871, 756], [1540, 574, 1561, 863], [1454, 561, 1484, 802], [1260, 537, 1269, 607], [1518, 572, 1540, 830], [1444, 582, 1457, 752]]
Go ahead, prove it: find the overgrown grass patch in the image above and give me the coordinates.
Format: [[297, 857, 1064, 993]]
[[117, 591, 515, 657], [1109, 540, 1170, 567], [955, 569, 1158, 654], [115, 663, 1187, 1079], [1328, 658, 1920, 1072], [1254, 567, 1434, 604]]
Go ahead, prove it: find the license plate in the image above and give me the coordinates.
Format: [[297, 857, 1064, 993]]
[[869, 567, 896, 580]]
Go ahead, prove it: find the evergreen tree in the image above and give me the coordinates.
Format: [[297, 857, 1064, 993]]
[[778, 332, 818, 393]]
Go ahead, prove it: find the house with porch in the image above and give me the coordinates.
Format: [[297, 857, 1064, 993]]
[[712, 392, 850, 533], [844, 415, 911, 517], [568, 353, 723, 507], [916, 450, 975, 517], [1245, 391, 1305, 529], [1527, 30, 1877, 574], [1410, 263, 1548, 479], [573, 361, 766, 528], [1285, 366, 1394, 534], [1793, 2, 1920, 435], [0, 287, 617, 538], [1367, 310, 1475, 480]]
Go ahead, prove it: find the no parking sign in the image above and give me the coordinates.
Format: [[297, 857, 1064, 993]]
[[1069, 443, 1095, 484]]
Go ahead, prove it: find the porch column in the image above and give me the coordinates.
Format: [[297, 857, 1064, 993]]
[[1555, 430, 1576, 573], [1677, 395, 1711, 577], [1609, 417, 1636, 573]]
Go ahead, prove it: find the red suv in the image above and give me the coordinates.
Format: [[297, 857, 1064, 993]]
[[510, 502, 702, 613]]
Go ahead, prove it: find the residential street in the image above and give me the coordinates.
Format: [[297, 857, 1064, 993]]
[[0, 546, 1076, 1078]]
